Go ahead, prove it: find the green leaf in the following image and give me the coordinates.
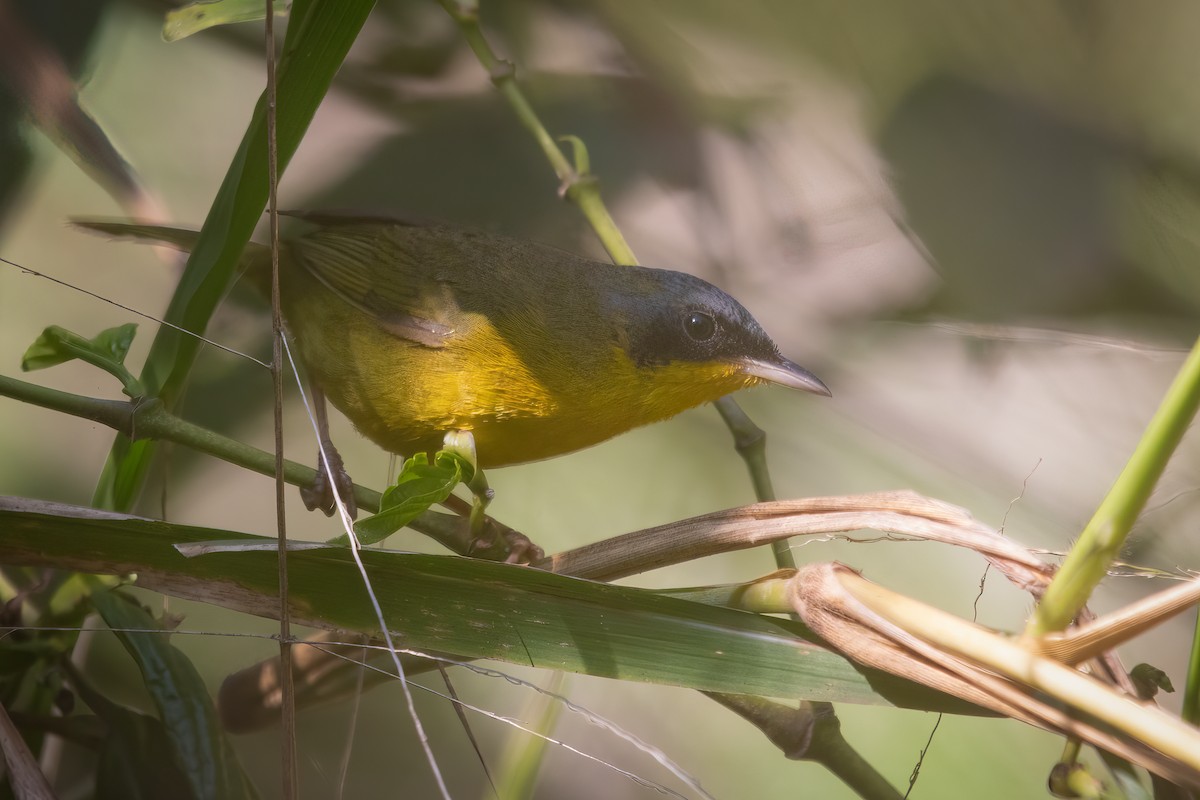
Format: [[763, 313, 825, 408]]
[[163, 0, 291, 42], [21, 324, 140, 395], [94, 0, 376, 512], [96, 718, 194, 800], [1, 503, 982, 715], [66, 672, 197, 800], [91, 590, 258, 800], [350, 450, 473, 544]]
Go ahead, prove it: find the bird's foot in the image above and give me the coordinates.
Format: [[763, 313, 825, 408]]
[[300, 446, 358, 519], [468, 517, 545, 565]]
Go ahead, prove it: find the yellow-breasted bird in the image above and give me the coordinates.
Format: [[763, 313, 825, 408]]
[[77, 213, 830, 516]]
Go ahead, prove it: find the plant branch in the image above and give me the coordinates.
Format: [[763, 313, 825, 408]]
[[437, 0, 636, 267], [705, 695, 902, 800], [0, 372, 484, 554]]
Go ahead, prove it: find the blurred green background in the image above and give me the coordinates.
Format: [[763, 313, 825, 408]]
[[2, 1, 1200, 797]]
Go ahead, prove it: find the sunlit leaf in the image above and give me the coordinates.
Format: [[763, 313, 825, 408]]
[[351, 450, 472, 544]]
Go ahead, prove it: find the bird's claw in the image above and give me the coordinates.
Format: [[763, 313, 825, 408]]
[[468, 517, 544, 565], [300, 447, 358, 519]]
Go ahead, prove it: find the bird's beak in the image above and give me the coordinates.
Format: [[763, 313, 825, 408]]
[[738, 357, 831, 396]]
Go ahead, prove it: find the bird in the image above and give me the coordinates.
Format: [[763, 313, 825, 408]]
[[76, 212, 830, 518]]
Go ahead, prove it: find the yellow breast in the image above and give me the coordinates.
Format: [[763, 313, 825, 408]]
[[286, 289, 755, 467]]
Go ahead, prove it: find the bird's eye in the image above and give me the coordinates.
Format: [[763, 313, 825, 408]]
[[682, 311, 716, 342]]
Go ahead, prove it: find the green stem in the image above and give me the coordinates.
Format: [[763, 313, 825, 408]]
[[1028, 335, 1200, 636], [0, 372, 476, 554], [567, 179, 639, 267], [437, 0, 637, 267], [714, 396, 793, 569], [704, 694, 901, 800], [1184, 610, 1200, 725], [494, 672, 565, 800], [443, 1, 572, 181]]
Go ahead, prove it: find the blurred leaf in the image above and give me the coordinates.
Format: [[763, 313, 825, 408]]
[[1, 503, 983, 715], [494, 672, 564, 800], [0, 564, 100, 760], [94, 0, 375, 511], [163, 0, 291, 42], [0, 1, 150, 218], [1132, 663, 1175, 699], [306, 73, 705, 243], [1119, 165, 1200, 312], [91, 590, 258, 800], [64, 660, 198, 800], [351, 450, 472, 544]]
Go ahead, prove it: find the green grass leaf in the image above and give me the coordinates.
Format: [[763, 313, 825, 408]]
[[2, 503, 982, 715]]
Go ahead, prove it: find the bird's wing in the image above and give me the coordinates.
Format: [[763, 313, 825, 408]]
[[286, 217, 459, 349]]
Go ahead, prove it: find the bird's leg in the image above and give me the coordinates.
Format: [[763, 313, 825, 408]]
[[442, 430, 492, 538], [299, 385, 358, 519], [464, 461, 492, 541]]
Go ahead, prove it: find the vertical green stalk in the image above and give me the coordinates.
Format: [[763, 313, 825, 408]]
[[1184, 611, 1200, 725], [714, 395, 793, 567], [492, 673, 565, 799], [1028, 335, 1200, 636], [438, 0, 637, 267]]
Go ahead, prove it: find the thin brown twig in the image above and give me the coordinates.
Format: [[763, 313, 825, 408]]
[[543, 490, 1053, 589], [263, 4, 297, 795]]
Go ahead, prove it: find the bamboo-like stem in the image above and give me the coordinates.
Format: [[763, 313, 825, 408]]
[[840, 569, 1200, 773], [1028, 335, 1200, 636], [704, 695, 903, 800], [715, 396, 791, 567]]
